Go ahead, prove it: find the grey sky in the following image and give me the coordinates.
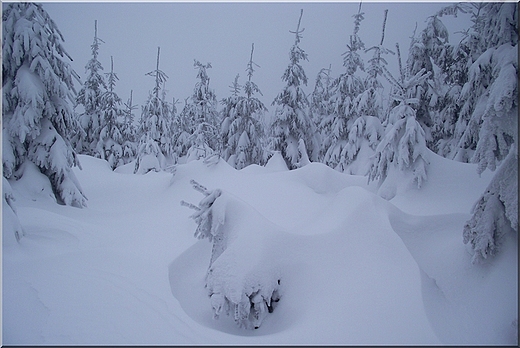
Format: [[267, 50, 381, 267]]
[[41, 1, 472, 111]]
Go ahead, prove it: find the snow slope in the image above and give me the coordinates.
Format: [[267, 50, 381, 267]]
[[2, 152, 517, 345]]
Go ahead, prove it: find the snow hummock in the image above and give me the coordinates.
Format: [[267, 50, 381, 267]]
[[2, 153, 517, 345]]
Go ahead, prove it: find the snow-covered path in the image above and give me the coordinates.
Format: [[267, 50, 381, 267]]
[[3, 154, 517, 344]]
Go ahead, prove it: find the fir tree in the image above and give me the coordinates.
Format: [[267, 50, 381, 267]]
[[134, 47, 173, 173], [268, 9, 317, 169], [97, 56, 125, 170], [184, 60, 220, 162], [310, 65, 333, 162], [2, 2, 87, 207], [321, 3, 366, 171], [221, 44, 267, 169], [121, 90, 138, 165], [368, 43, 431, 195], [74, 20, 106, 156], [459, 3, 518, 263]]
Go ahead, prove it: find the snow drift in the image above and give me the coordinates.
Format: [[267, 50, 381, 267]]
[[3, 153, 517, 345]]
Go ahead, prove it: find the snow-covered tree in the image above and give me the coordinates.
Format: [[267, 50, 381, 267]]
[[184, 60, 220, 162], [310, 65, 334, 161], [359, 9, 394, 121], [134, 47, 173, 173], [171, 97, 193, 162], [97, 56, 125, 170], [181, 180, 282, 330], [74, 20, 106, 156], [268, 9, 317, 169], [320, 4, 366, 171], [120, 90, 138, 165], [460, 3, 518, 263], [221, 44, 267, 169], [220, 74, 242, 163], [2, 2, 87, 207], [438, 3, 518, 162], [368, 55, 431, 195]]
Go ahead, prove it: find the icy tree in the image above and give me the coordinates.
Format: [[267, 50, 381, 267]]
[[74, 20, 106, 156], [184, 60, 220, 162], [181, 180, 282, 329], [320, 3, 366, 171], [440, 3, 518, 162], [171, 97, 193, 162], [221, 44, 267, 169], [368, 48, 432, 196], [134, 47, 173, 173], [358, 9, 394, 121], [310, 65, 333, 161], [268, 9, 317, 169], [97, 56, 125, 170], [220, 74, 242, 163], [2, 2, 87, 207], [461, 21, 518, 263], [120, 90, 138, 165]]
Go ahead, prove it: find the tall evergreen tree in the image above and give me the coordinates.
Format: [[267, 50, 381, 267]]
[[359, 9, 394, 121], [221, 44, 267, 169], [320, 3, 366, 171], [368, 42, 431, 197], [74, 20, 106, 156], [459, 3, 518, 263], [268, 9, 317, 169], [2, 2, 87, 207], [184, 60, 220, 162], [97, 56, 125, 170], [310, 65, 333, 161], [121, 90, 138, 165], [134, 47, 173, 173]]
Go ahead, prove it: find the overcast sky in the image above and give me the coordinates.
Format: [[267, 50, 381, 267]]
[[41, 1, 472, 112]]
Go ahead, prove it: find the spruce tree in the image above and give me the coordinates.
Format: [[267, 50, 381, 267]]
[[310, 65, 333, 162], [184, 60, 220, 162], [134, 47, 173, 173], [74, 20, 106, 156], [221, 44, 267, 169], [2, 2, 87, 207], [121, 90, 138, 165], [459, 3, 518, 263], [268, 9, 317, 169], [368, 42, 431, 196], [97, 56, 125, 170]]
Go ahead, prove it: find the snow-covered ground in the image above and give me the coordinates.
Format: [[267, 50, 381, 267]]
[[2, 152, 517, 345]]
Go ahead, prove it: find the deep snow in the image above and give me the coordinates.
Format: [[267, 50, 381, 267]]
[[2, 151, 517, 345]]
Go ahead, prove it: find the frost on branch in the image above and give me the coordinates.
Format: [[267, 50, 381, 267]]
[[181, 180, 282, 329]]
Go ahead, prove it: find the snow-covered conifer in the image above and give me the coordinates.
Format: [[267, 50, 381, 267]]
[[181, 180, 282, 330], [74, 20, 106, 156], [135, 47, 173, 173], [220, 74, 242, 163], [2, 2, 87, 207], [310, 65, 333, 161], [221, 44, 267, 169], [184, 60, 220, 162], [120, 90, 138, 165], [97, 56, 125, 170], [368, 53, 431, 193], [268, 9, 317, 169], [320, 4, 366, 171], [461, 8, 518, 262]]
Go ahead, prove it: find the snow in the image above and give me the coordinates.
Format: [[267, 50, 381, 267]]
[[2, 153, 517, 345]]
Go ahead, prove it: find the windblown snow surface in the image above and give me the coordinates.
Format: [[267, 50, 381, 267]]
[[2, 151, 518, 345]]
